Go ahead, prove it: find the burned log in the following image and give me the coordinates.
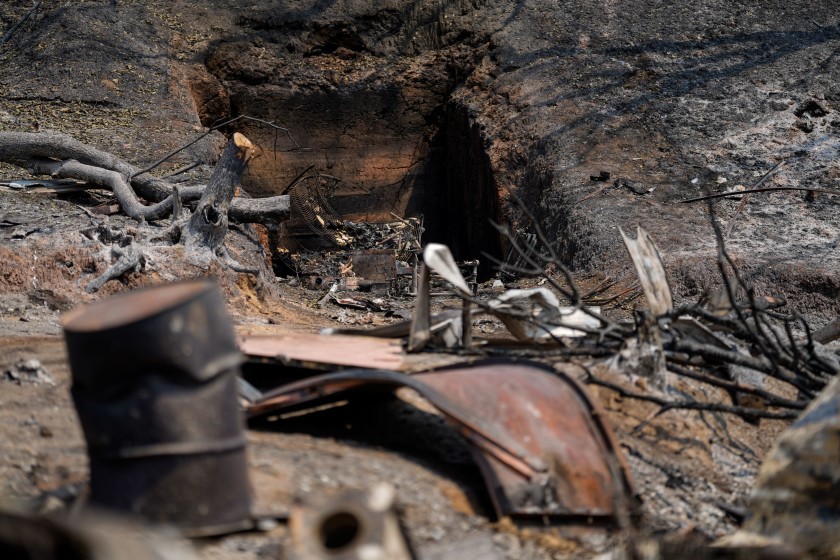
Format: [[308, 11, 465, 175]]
[[0, 129, 294, 290], [0, 131, 290, 224]]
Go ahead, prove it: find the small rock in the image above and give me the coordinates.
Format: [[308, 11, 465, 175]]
[[4, 358, 55, 385], [794, 98, 829, 118], [255, 517, 278, 532], [38, 495, 67, 515], [39, 425, 53, 438], [769, 99, 790, 111]]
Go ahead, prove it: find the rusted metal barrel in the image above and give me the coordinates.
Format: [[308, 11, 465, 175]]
[[62, 280, 252, 537]]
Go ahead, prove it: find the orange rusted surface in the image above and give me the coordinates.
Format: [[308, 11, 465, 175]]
[[418, 361, 637, 518], [247, 360, 638, 522]]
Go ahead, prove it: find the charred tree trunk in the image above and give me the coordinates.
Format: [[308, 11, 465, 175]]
[[182, 133, 255, 269]]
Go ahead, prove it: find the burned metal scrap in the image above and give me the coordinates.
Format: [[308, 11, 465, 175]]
[[278, 182, 425, 295], [61, 280, 254, 537], [286, 483, 414, 560], [246, 360, 639, 524]]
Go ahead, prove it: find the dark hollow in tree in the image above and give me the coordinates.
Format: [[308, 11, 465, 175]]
[[183, 132, 255, 261]]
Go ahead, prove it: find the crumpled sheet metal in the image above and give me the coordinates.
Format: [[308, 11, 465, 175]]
[[248, 360, 638, 522], [487, 287, 602, 341]]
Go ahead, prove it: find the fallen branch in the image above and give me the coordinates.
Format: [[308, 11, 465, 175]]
[[680, 185, 840, 203], [1, 1, 41, 44], [27, 157, 177, 221], [0, 131, 290, 223], [86, 245, 143, 293]]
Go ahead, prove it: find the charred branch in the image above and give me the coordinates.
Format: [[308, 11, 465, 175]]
[[481, 194, 837, 423], [86, 244, 144, 293], [1, 1, 42, 45], [0, 131, 289, 224], [26, 157, 177, 221]]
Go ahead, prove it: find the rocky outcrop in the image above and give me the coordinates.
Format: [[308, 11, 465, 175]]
[[742, 375, 840, 557]]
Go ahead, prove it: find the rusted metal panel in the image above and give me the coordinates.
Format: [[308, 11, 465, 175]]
[[62, 280, 253, 537], [419, 362, 636, 518], [239, 332, 405, 371], [246, 360, 638, 523]]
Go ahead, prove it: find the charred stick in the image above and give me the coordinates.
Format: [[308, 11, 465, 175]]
[[491, 220, 574, 300], [681, 185, 840, 203], [665, 362, 806, 410], [130, 114, 298, 179], [782, 317, 804, 372], [586, 284, 641, 306], [584, 373, 799, 421], [502, 188, 582, 304], [745, 288, 794, 365], [756, 311, 795, 362], [724, 160, 785, 237], [490, 220, 619, 330], [582, 278, 618, 300], [710, 205, 782, 376], [280, 164, 315, 195], [1, 1, 41, 44], [667, 341, 814, 397], [161, 161, 200, 179]]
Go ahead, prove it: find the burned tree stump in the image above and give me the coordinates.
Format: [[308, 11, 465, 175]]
[[182, 133, 254, 266]]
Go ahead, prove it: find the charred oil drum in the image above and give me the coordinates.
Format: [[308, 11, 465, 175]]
[[62, 280, 252, 536]]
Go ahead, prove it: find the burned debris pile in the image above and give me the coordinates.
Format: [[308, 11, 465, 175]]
[[1, 127, 838, 560], [2, 190, 838, 557], [2, 117, 839, 559], [0, 124, 292, 292], [273, 169, 427, 298]]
